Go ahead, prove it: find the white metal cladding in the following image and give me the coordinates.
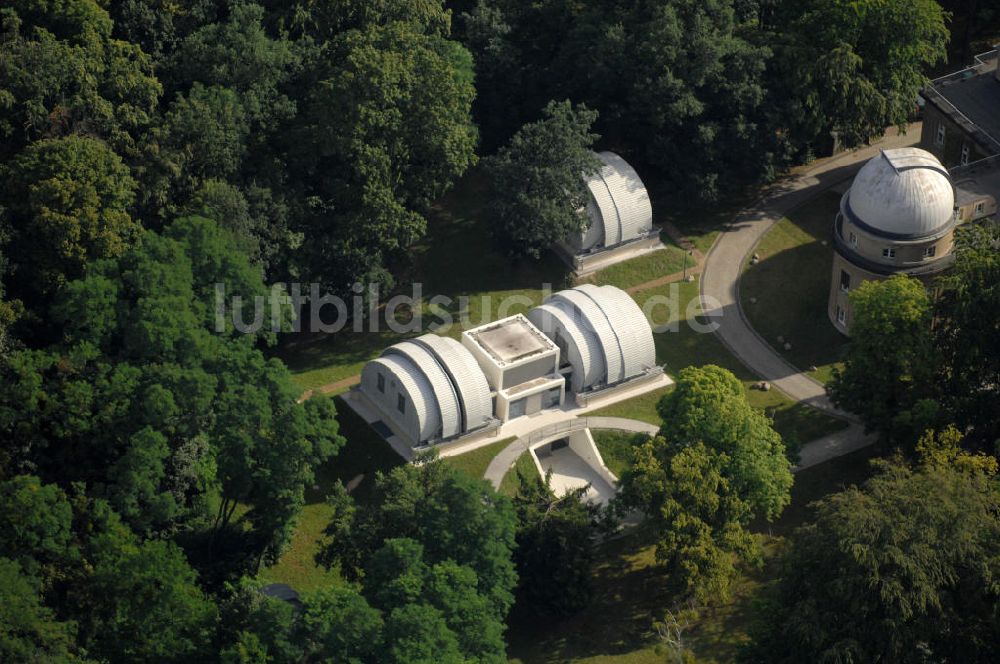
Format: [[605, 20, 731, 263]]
[[385, 342, 462, 439], [585, 168, 622, 246], [363, 356, 440, 444], [413, 334, 493, 433], [587, 285, 656, 377], [527, 303, 603, 393], [550, 288, 624, 386], [573, 284, 630, 384], [596, 152, 653, 242]]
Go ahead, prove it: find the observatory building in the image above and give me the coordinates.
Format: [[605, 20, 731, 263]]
[[358, 285, 661, 447], [558, 152, 657, 272], [828, 147, 997, 333]]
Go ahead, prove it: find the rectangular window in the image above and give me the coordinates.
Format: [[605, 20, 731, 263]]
[[882, 248, 896, 259], [924, 245, 937, 258], [848, 231, 858, 247], [936, 123, 946, 146], [542, 387, 561, 409], [837, 306, 846, 325], [840, 269, 851, 292], [961, 144, 970, 165], [975, 201, 986, 216], [397, 394, 405, 414], [377, 373, 385, 393]]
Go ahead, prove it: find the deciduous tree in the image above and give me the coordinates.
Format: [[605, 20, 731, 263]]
[[485, 100, 600, 258]]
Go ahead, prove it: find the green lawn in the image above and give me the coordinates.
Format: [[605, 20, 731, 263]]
[[740, 190, 849, 383], [499, 450, 537, 497], [591, 430, 650, 478], [262, 397, 403, 591], [587, 237, 695, 291], [598, 279, 849, 457], [585, 387, 672, 425], [441, 437, 516, 481], [506, 445, 882, 663]]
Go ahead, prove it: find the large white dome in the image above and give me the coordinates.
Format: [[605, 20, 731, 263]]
[[846, 148, 955, 239]]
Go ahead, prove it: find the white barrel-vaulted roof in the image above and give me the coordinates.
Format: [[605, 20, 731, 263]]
[[411, 335, 493, 433], [844, 148, 957, 239], [385, 342, 462, 439], [360, 333, 493, 445], [528, 285, 656, 393], [574, 152, 653, 252]]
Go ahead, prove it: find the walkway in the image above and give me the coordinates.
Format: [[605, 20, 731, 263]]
[[696, 127, 920, 464], [700, 124, 919, 416], [483, 417, 658, 490]]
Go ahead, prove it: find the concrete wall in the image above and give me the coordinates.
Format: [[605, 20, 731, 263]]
[[502, 355, 559, 389]]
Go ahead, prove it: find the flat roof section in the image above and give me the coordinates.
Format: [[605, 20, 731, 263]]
[[467, 315, 556, 366], [933, 67, 1000, 151]]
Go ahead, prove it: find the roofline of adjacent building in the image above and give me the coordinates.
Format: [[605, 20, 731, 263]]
[[922, 45, 1000, 156]]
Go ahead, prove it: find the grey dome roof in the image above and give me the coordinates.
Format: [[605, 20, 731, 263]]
[[845, 148, 956, 239]]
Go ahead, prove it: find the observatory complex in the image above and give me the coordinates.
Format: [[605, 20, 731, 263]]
[[357, 284, 661, 448]]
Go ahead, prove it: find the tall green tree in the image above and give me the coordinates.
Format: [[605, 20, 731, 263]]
[[485, 100, 601, 258], [829, 275, 937, 445], [0, 217, 343, 564], [618, 365, 792, 602], [618, 437, 761, 603], [288, 14, 478, 294], [0, 0, 161, 159], [742, 458, 1000, 663], [933, 222, 1000, 450], [318, 458, 518, 623], [0, 557, 81, 663], [511, 467, 600, 615], [768, 0, 948, 149], [2, 136, 138, 296], [657, 365, 793, 519]]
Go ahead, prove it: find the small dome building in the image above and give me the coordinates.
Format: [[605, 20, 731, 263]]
[[359, 334, 494, 446], [528, 284, 657, 393], [566, 152, 654, 254], [829, 148, 959, 333]]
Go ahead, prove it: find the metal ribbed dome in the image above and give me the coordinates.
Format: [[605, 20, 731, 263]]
[[845, 148, 955, 239]]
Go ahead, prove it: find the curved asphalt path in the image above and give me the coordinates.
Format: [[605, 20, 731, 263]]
[[483, 417, 659, 490], [699, 125, 922, 464]]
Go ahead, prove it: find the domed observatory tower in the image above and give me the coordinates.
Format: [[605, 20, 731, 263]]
[[558, 152, 658, 273], [829, 148, 958, 333]]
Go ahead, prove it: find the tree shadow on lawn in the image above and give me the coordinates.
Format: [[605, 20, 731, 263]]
[[507, 524, 770, 663], [740, 191, 849, 376], [306, 397, 404, 506], [506, 526, 673, 662], [274, 170, 572, 385]]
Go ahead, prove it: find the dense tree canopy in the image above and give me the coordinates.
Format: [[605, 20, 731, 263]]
[[767, 0, 949, 149], [317, 459, 517, 663], [0, 216, 343, 564], [743, 454, 1000, 663], [933, 222, 1000, 449], [619, 366, 792, 602], [2, 136, 138, 296]]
